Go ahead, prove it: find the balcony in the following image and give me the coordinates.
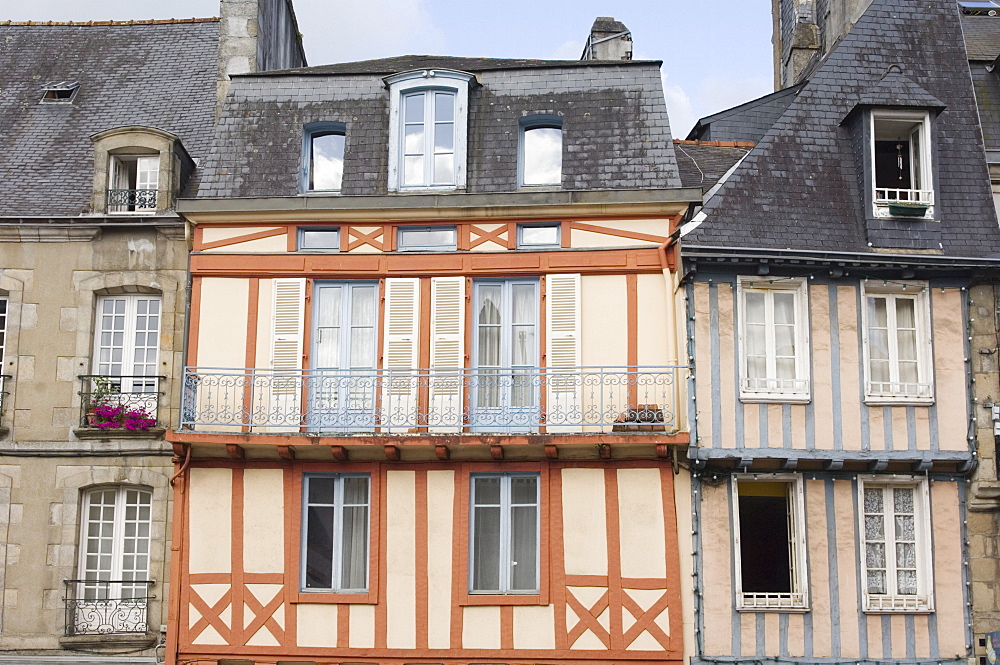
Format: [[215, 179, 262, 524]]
[[874, 188, 934, 219], [106, 188, 157, 214], [180, 366, 684, 435], [77, 375, 165, 436], [63, 579, 155, 637]]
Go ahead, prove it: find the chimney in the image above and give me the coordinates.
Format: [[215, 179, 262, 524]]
[[216, 0, 308, 119], [581, 17, 632, 61]]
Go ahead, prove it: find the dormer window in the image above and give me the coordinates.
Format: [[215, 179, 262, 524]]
[[303, 123, 346, 193], [519, 116, 563, 187], [40, 81, 79, 104], [385, 69, 473, 192], [871, 110, 933, 219], [108, 155, 159, 214]]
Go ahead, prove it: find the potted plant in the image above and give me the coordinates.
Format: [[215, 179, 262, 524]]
[[85, 376, 116, 427]]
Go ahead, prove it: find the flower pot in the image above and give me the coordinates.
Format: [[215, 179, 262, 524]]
[[887, 203, 928, 217]]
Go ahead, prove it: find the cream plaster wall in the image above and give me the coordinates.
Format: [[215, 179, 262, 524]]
[[561, 468, 608, 576], [568, 219, 672, 249], [385, 470, 416, 649], [243, 469, 284, 573], [295, 604, 338, 647], [425, 470, 455, 650], [581, 275, 627, 368], [188, 468, 232, 574], [637, 273, 672, 366], [462, 605, 501, 649], [617, 468, 666, 579], [201, 235, 288, 253], [202, 227, 283, 243], [197, 278, 249, 368]]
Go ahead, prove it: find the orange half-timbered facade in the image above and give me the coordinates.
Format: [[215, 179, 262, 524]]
[[168, 48, 700, 665]]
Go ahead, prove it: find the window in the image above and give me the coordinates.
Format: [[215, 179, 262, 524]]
[[517, 223, 561, 249], [861, 282, 932, 403], [298, 227, 340, 251], [309, 283, 378, 431], [386, 69, 473, 191], [472, 279, 540, 431], [859, 477, 933, 612], [302, 474, 370, 592], [470, 473, 539, 594], [40, 80, 79, 104], [303, 123, 345, 192], [107, 155, 159, 213], [93, 295, 161, 395], [397, 225, 457, 252], [732, 475, 808, 610], [519, 116, 563, 187], [871, 110, 933, 218], [77, 486, 153, 598], [0, 296, 6, 366], [737, 278, 810, 402]]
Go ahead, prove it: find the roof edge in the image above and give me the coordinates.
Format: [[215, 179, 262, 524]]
[[237, 57, 664, 78], [1, 17, 219, 26]]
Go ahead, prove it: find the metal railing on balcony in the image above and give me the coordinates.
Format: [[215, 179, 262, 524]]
[[78, 375, 164, 430], [63, 579, 155, 636], [180, 366, 684, 434], [874, 187, 934, 205], [106, 188, 157, 213]]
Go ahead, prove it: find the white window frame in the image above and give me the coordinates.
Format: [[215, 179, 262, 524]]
[[386, 69, 472, 192], [860, 281, 933, 404], [300, 473, 371, 593], [76, 486, 153, 598], [516, 222, 561, 249], [397, 225, 457, 252], [737, 277, 810, 403], [518, 115, 563, 188], [107, 154, 159, 214], [93, 294, 161, 396], [858, 475, 934, 613], [731, 473, 809, 611], [297, 227, 340, 252], [302, 123, 346, 194], [870, 110, 934, 219], [469, 472, 541, 595]]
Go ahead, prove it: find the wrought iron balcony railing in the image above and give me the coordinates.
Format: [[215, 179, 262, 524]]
[[78, 375, 164, 430], [181, 366, 684, 434], [106, 188, 157, 213], [63, 579, 155, 636], [0, 374, 10, 422]]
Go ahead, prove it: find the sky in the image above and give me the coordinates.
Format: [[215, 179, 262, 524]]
[[4, 0, 775, 137]]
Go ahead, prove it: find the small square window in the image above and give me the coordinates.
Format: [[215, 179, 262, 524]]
[[517, 223, 561, 249], [397, 226, 457, 252], [298, 228, 340, 251], [732, 475, 808, 611]]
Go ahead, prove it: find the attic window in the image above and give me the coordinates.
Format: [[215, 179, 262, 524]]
[[871, 110, 934, 219], [40, 81, 80, 104]]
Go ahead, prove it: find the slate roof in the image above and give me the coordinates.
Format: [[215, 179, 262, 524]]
[[195, 58, 682, 199], [248, 55, 661, 77], [685, 0, 1000, 259], [673, 141, 752, 192], [962, 13, 1000, 60], [685, 84, 803, 143], [0, 20, 219, 217]]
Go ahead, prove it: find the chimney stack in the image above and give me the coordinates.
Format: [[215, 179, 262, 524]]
[[581, 17, 632, 61]]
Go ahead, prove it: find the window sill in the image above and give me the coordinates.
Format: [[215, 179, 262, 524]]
[[863, 594, 933, 613], [292, 590, 376, 605], [73, 427, 166, 440], [736, 592, 809, 612], [740, 393, 811, 405], [863, 396, 934, 407], [459, 592, 547, 606], [60, 632, 159, 650]]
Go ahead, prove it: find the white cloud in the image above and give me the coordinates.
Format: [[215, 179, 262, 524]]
[[661, 76, 696, 140], [549, 40, 583, 61], [297, 0, 446, 65], [695, 74, 773, 120]]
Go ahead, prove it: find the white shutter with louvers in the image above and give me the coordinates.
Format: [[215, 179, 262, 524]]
[[430, 277, 465, 431], [545, 273, 581, 432], [382, 278, 420, 431], [267, 279, 305, 431]]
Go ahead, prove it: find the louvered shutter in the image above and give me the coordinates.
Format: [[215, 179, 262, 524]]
[[545, 274, 581, 430], [270, 279, 305, 397], [382, 279, 420, 429], [430, 277, 465, 430]]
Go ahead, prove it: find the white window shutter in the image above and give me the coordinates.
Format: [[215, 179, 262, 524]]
[[546, 273, 581, 374], [382, 279, 420, 431], [429, 277, 465, 430], [271, 279, 305, 396]]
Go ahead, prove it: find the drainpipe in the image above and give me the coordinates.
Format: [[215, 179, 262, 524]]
[[659, 228, 683, 431]]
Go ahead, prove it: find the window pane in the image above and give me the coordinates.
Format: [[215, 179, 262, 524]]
[[522, 126, 562, 186], [399, 227, 456, 250], [341, 504, 368, 589], [300, 229, 340, 250], [403, 156, 423, 186], [404, 125, 424, 155], [433, 153, 455, 185], [868, 569, 887, 594], [744, 291, 765, 324], [310, 133, 344, 191], [511, 475, 537, 504], [867, 542, 886, 568], [773, 293, 795, 324], [510, 505, 538, 590], [404, 93, 424, 122], [434, 92, 454, 122], [472, 505, 501, 591], [434, 122, 454, 152], [474, 476, 501, 505], [519, 225, 559, 247], [305, 506, 334, 588]]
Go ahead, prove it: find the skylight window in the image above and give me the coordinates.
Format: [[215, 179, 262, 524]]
[[40, 81, 80, 104], [959, 0, 1000, 15]]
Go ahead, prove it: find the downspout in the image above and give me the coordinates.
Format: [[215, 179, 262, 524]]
[[659, 227, 683, 431]]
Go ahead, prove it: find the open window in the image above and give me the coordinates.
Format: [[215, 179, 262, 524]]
[[732, 475, 808, 610], [519, 116, 563, 187], [303, 123, 346, 193], [91, 127, 191, 215], [108, 154, 159, 213], [871, 110, 933, 219]]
